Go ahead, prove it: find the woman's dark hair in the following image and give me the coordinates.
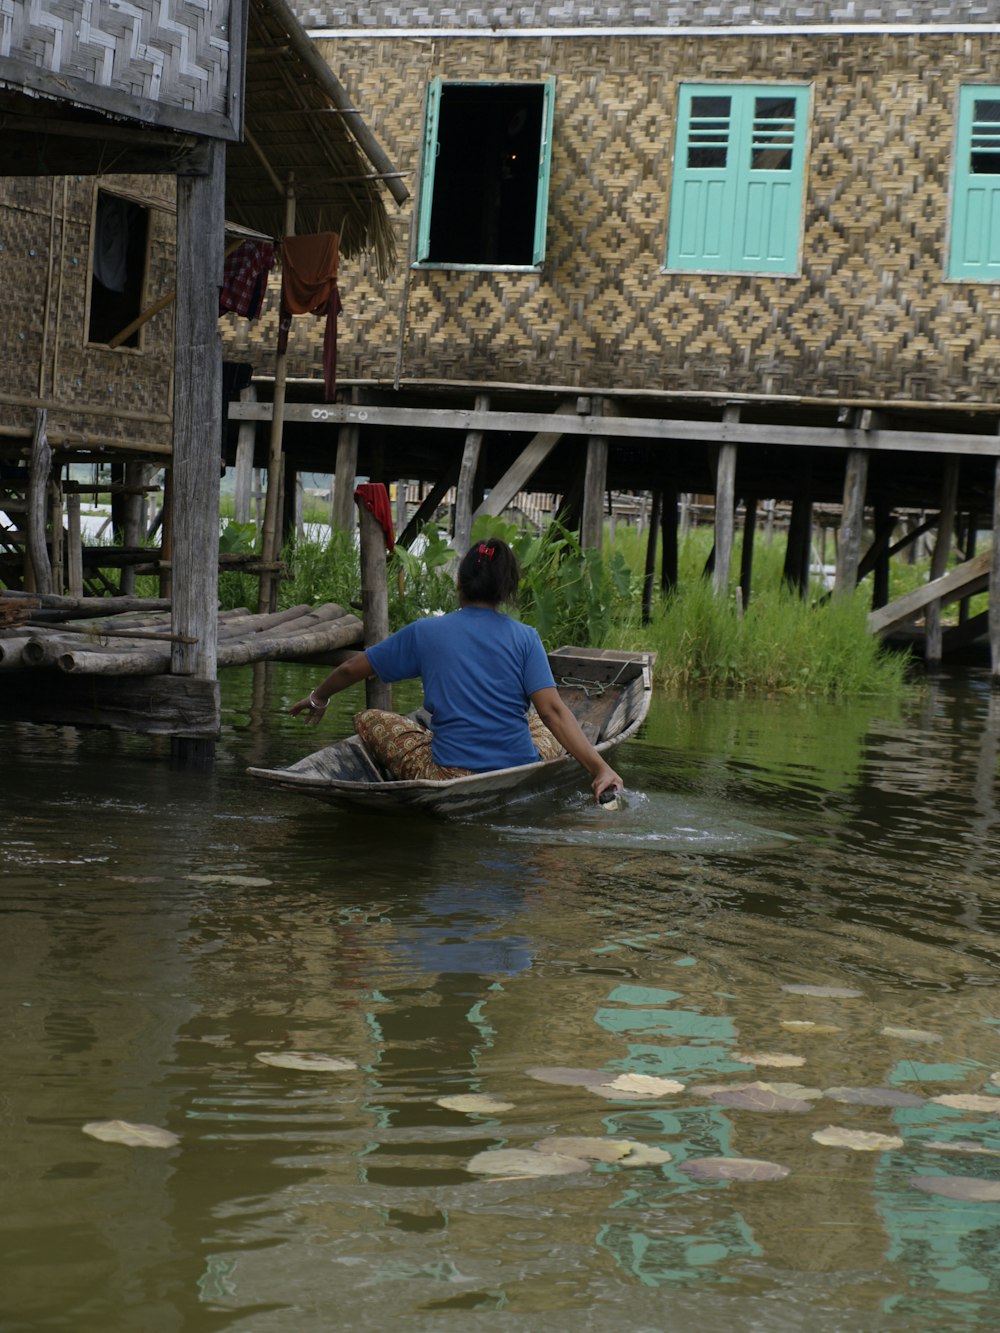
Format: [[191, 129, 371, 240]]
[[457, 538, 520, 606]]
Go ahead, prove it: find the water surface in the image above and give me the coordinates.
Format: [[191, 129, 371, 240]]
[[3, 666, 1000, 1332]]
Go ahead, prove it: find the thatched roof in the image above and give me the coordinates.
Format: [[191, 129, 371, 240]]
[[0, 0, 403, 278], [226, 0, 405, 277]]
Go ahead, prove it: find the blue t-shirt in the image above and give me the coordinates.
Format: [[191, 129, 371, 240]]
[[365, 608, 556, 770]]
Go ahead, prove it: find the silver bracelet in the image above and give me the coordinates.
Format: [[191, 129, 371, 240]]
[[309, 690, 328, 710]]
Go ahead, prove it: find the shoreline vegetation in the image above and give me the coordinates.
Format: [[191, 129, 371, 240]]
[[211, 512, 914, 700]]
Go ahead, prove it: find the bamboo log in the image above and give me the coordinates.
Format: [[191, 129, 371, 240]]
[[0, 592, 171, 614], [0, 637, 30, 669]]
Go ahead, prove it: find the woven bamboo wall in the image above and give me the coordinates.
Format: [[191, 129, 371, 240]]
[[0, 176, 176, 455], [223, 32, 1000, 405]]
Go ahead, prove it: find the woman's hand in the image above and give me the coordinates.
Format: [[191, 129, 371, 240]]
[[290, 690, 329, 727], [591, 762, 624, 804]]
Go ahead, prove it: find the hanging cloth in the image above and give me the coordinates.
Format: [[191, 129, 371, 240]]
[[278, 233, 342, 401], [354, 483, 395, 553], [219, 240, 275, 319], [93, 194, 136, 292]]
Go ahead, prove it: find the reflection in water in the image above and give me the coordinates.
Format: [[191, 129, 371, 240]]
[[2, 664, 1000, 1330]]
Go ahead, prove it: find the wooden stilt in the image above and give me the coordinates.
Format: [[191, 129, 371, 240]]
[[959, 512, 977, 625], [234, 385, 257, 522], [872, 500, 893, 610], [27, 409, 52, 596], [259, 178, 296, 614], [332, 422, 360, 532], [784, 481, 813, 597], [925, 458, 959, 665], [170, 137, 224, 761], [713, 422, 737, 598], [66, 493, 83, 597], [453, 392, 489, 553], [642, 489, 662, 624], [581, 399, 609, 552], [119, 461, 146, 597], [740, 495, 757, 610], [355, 496, 392, 710], [834, 448, 870, 598], [662, 487, 678, 593], [991, 458, 1000, 687]]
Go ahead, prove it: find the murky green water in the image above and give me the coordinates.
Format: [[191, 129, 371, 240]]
[[3, 665, 1000, 1332]]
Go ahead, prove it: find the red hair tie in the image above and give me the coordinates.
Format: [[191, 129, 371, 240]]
[[477, 543, 495, 560]]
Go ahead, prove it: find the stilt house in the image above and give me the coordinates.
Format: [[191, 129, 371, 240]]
[[224, 0, 1000, 668]]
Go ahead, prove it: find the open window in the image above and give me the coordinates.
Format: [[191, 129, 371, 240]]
[[88, 189, 150, 347], [415, 77, 555, 270], [948, 85, 1000, 281], [666, 83, 810, 275]]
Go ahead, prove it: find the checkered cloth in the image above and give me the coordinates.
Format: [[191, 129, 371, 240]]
[[219, 241, 275, 319]]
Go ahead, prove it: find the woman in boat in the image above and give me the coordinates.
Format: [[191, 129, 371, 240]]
[[290, 537, 624, 803]]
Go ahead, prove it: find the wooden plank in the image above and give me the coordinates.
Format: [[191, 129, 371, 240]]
[[453, 393, 489, 553], [355, 498, 392, 710], [332, 423, 360, 532], [713, 423, 738, 598], [27, 409, 52, 596], [581, 409, 608, 552], [868, 549, 992, 637], [0, 674, 220, 738], [229, 400, 1000, 457]]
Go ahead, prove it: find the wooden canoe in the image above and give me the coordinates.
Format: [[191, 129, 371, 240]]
[[248, 646, 655, 815]]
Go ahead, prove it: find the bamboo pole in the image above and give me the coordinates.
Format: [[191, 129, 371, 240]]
[[834, 448, 870, 598], [453, 393, 489, 553], [355, 494, 392, 710], [926, 459, 959, 665], [27, 409, 53, 595], [259, 180, 297, 614]]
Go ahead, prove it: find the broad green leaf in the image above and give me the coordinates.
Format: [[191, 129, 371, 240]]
[[83, 1120, 179, 1148]]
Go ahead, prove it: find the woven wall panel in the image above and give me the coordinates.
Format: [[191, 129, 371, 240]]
[[229, 32, 1000, 406], [0, 176, 175, 452], [2, 0, 233, 118]]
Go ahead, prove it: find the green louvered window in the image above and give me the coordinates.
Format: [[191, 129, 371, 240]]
[[666, 83, 810, 275], [948, 86, 1000, 281], [415, 78, 555, 270]]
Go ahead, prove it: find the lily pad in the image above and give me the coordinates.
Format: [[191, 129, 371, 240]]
[[619, 1143, 673, 1166], [910, 1174, 1000, 1202], [812, 1126, 904, 1151], [711, 1085, 812, 1113], [82, 1120, 179, 1149], [533, 1136, 634, 1163], [881, 1025, 943, 1044], [825, 1086, 925, 1108], [924, 1140, 1000, 1158], [754, 1080, 822, 1100], [680, 1156, 791, 1182], [525, 1067, 613, 1089], [780, 984, 864, 999], [732, 1052, 805, 1068], [604, 1073, 685, 1097], [437, 1094, 514, 1114], [780, 1020, 842, 1035], [931, 1094, 1000, 1113], [466, 1148, 590, 1177], [255, 1051, 356, 1072]]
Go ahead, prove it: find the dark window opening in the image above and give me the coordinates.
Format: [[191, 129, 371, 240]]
[[687, 96, 731, 169], [971, 99, 1000, 175], [88, 191, 149, 347], [426, 84, 545, 266]]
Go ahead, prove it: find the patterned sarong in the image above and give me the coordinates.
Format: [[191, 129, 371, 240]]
[[354, 709, 562, 781]]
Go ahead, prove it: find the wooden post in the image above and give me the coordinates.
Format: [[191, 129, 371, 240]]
[[159, 469, 173, 599], [355, 494, 392, 711], [453, 393, 489, 554], [642, 489, 662, 624], [332, 422, 360, 532], [258, 178, 296, 614], [27, 409, 52, 595], [925, 458, 959, 666], [66, 492, 83, 597], [740, 495, 757, 610], [170, 138, 224, 764], [662, 487, 679, 593], [959, 513, 978, 626], [784, 483, 813, 596], [120, 461, 146, 596], [834, 448, 870, 598], [581, 397, 608, 552], [234, 385, 257, 522], [713, 412, 738, 598], [871, 500, 893, 610]]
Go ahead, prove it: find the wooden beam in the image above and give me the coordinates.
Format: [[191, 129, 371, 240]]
[[355, 497, 392, 710], [581, 399, 609, 551], [26, 409, 52, 595], [332, 422, 360, 532], [740, 495, 757, 610], [713, 410, 738, 598], [229, 400, 1000, 457], [397, 461, 461, 548], [642, 490, 662, 624], [991, 459, 1000, 686], [453, 393, 489, 553], [868, 549, 991, 637], [0, 673, 220, 737], [471, 398, 578, 523]]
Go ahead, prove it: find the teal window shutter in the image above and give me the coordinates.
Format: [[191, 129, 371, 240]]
[[415, 78, 443, 263], [532, 75, 557, 266], [948, 86, 1000, 281], [667, 84, 808, 274]]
